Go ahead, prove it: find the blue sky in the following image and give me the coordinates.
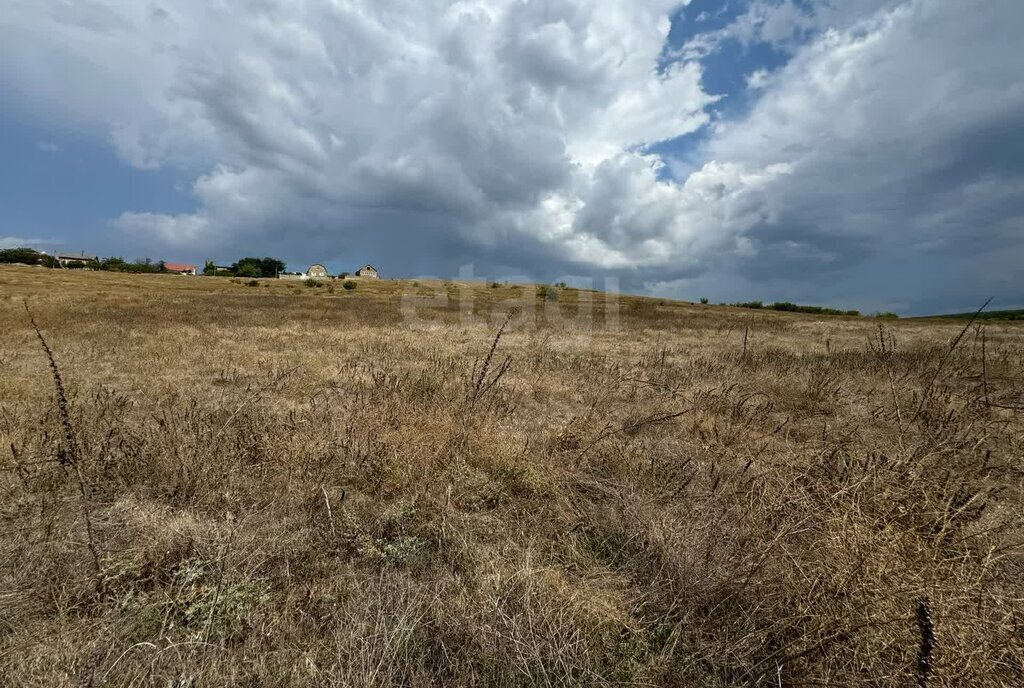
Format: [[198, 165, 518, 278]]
[[1, 0, 1022, 314], [0, 115, 194, 256]]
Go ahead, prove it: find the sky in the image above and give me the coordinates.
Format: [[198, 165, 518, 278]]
[[1, 0, 1022, 314]]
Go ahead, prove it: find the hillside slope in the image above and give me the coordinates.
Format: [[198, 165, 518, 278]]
[[2, 267, 1023, 686]]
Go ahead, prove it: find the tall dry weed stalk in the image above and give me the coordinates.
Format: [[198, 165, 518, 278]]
[[911, 297, 991, 424], [23, 299, 102, 580], [916, 598, 937, 688], [470, 310, 514, 404]]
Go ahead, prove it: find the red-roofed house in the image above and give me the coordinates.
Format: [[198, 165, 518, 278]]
[[164, 262, 197, 275]]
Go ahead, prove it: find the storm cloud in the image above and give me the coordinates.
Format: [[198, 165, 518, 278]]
[[1, 0, 1022, 312]]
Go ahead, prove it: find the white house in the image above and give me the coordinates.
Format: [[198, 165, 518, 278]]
[[355, 264, 379, 279]]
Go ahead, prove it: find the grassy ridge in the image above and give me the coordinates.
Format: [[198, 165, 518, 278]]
[[1, 266, 1024, 686], [927, 309, 1024, 321]]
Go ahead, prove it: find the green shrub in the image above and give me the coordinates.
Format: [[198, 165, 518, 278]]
[[342, 280, 357, 290], [247, 279, 260, 287], [412, 281, 421, 288], [700, 297, 709, 304], [490, 281, 501, 288], [537, 285, 559, 301], [236, 265, 261, 278], [733, 301, 763, 309], [304, 278, 322, 288]]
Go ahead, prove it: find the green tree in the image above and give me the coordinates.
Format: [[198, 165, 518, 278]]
[[0, 247, 45, 265], [231, 257, 286, 278], [203, 260, 217, 276], [99, 257, 129, 272], [236, 264, 261, 278]]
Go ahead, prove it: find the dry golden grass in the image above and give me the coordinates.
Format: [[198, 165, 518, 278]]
[[1, 265, 1023, 686]]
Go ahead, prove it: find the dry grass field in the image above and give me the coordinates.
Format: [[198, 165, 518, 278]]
[[2, 265, 1023, 686]]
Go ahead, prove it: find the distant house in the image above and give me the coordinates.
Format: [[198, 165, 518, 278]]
[[164, 262, 197, 275], [355, 264, 379, 279], [307, 264, 329, 278], [56, 251, 98, 267]]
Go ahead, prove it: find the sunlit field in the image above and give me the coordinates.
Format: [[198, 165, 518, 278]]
[[2, 266, 1023, 686]]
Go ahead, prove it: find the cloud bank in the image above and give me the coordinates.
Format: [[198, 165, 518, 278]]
[[2, 0, 1022, 311]]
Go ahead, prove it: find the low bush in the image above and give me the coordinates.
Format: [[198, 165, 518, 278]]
[[343, 280, 358, 290]]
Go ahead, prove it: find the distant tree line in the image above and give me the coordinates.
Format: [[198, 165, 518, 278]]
[[730, 300, 863, 317], [1, 247, 169, 272], [1, 247, 291, 279], [97, 257, 166, 273], [938, 309, 1024, 321]]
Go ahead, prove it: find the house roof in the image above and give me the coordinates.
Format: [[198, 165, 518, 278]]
[[164, 262, 196, 272], [57, 253, 97, 261], [357, 264, 377, 271]]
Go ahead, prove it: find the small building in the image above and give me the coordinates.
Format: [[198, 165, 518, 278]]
[[355, 264, 379, 279], [306, 264, 329, 279], [56, 251, 98, 267], [164, 262, 197, 275]]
